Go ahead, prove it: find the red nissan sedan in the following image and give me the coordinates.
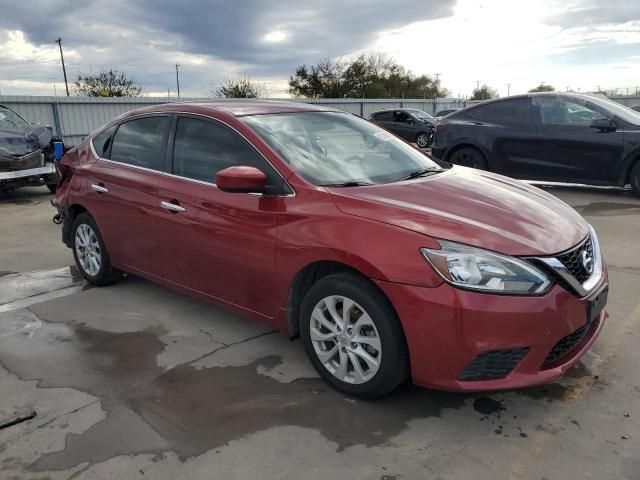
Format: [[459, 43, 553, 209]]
[[53, 101, 608, 398]]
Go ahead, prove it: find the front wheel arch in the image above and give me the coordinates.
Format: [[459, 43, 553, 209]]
[[445, 143, 490, 170]]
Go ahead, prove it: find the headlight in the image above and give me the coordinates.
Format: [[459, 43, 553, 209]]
[[421, 241, 551, 295]]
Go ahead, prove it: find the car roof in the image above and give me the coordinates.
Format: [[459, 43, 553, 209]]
[[120, 101, 343, 119]]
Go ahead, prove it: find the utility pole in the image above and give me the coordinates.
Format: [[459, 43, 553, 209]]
[[55, 38, 69, 96], [506, 83, 511, 96], [175, 64, 181, 100]]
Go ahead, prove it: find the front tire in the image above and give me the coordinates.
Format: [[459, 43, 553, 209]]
[[449, 146, 488, 169], [71, 213, 123, 286], [630, 161, 640, 197], [415, 132, 432, 149], [300, 272, 409, 399]]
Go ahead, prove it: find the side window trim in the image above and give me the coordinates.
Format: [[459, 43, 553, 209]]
[[103, 113, 173, 173], [168, 113, 293, 194]]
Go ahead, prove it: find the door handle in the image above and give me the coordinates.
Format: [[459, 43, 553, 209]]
[[91, 184, 108, 193], [161, 201, 186, 213]]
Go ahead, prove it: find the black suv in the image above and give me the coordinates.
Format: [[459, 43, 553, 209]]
[[431, 93, 640, 196], [369, 109, 435, 148]]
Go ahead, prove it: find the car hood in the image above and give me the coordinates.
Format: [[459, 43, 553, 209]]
[[329, 167, 588, 256]]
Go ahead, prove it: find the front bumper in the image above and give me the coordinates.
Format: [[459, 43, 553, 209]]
[[376, 276, 608, 391]]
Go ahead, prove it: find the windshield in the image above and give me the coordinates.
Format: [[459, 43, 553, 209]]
[[0, 106, 28, 130], [405, 109, 436, 122], [583, 95, 640, 124], [242, 112, 442, 186]]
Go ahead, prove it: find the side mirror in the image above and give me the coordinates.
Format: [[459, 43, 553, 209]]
[[216, 166, 267, 193], [590, 117, 617, 132]]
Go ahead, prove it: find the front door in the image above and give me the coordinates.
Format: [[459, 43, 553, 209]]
[[156, 115, 287, 318], [533, 96, 625, 184], [83, 115, 171, 277]]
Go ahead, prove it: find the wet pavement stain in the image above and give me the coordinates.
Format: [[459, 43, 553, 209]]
[[0, 310, 589, 474], [0, 315, 469, 472], [473, 397, 506, 416]]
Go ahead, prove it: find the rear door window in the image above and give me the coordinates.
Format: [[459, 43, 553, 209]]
[[373, 111, 393, 121], [469, 98, 532, 125], [110, 116, 170, 170]]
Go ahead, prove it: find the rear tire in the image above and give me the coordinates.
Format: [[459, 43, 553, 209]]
[[449, 146, 488, 170], [71, 213, 123, 286], [300, 272, 409, 399], [630, 161, 640, 197]]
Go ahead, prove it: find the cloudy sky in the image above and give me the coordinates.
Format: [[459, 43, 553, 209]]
[[1, 0, 639, 98]]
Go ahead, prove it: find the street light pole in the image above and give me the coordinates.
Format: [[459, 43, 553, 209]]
[[175, 64, 181, 100], [55, 38, 69, 96]]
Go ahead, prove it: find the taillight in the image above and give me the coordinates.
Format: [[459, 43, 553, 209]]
[[435, 124, 444, 135], [55, 162, 73, 195]]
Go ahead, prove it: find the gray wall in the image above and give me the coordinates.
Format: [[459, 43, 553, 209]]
[[0, 96, 464, 146]]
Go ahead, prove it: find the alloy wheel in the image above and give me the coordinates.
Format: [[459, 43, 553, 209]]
[[309, 295, 382, 384], [416, 134, 430, 148], [75, 223, 101, 276]]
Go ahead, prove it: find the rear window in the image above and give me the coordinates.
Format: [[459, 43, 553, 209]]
[[372, 111, 393, 121], [110, 116, 170, 170]]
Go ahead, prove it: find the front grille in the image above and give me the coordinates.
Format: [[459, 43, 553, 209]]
[[543, 323, 590, 366], [557, 235, 593, 284], [458, 348, 529, 381]]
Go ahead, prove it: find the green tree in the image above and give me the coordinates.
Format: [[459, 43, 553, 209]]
[[470, 84, 498, 100], [529, 83, 555, 93], [213, 75, 266, 98], [73, 70, 142, 97], [288, 53, 450, 98]]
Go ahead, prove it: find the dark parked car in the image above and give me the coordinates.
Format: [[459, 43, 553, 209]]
[[631, 104, 640, 112], [0, 104, 61, 192], [54, 101, 607, 398], [369, 109, 435, 148], [431, 93, 640, 196]]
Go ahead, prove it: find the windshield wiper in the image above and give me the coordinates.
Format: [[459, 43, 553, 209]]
[[395, 168, 443, 182], [320, 181, 375, 187]]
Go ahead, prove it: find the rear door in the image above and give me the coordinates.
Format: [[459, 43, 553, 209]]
[[83, 115, 170, 277], [533, 96, 625, 183], [156, 115, 287, 318], [465, 97, 539, 178]]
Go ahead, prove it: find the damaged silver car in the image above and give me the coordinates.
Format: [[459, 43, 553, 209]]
[[0, 104, 61, 192]]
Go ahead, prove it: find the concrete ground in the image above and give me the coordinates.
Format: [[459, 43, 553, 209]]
[[0, 185, 639, 480]]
